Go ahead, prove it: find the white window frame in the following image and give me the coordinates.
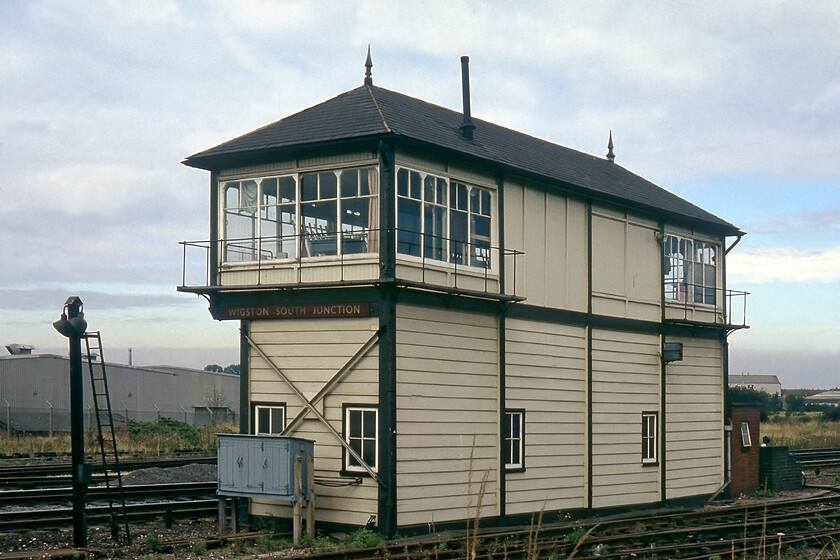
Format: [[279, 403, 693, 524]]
[[642, 411, 658, 464], [344, 405, 378, 474], [395, 166, 494, 271], [254, 404, 286, 435], [741, 421, 752, 447], [219, 166, 379, 264], [504, 409, 525, 471], [663, 234, 718, 306]]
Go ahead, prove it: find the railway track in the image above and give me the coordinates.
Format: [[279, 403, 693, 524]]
[[0, 499, 220, 530], [0, 456, 215, 488], [0, 481, 215, 506], [791, 448, 840, 468]]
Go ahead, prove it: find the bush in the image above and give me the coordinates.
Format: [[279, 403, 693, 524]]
[[126, 418, 201, 449]]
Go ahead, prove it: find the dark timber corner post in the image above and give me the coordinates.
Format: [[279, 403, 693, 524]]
[[378, 141, 398, 535]]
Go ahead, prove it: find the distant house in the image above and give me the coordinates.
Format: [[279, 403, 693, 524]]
[[804, 390, 840, 406], [0, 352, 240, 433], [729, 374, 782, 396]]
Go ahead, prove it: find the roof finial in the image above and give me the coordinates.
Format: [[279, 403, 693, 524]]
[[606, 130, 615, 162], [364, 45, 373, 86]]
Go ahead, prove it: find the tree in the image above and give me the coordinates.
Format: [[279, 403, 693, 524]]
[[223, 364, 240, 375], [204, 364, 223, 373], [785, 394, 806, 413], [728, 385, 782, 422]]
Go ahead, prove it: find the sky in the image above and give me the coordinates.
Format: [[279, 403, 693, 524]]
[[1, 1, 839, 387]]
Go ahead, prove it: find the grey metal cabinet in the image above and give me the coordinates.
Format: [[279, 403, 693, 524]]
[[217, 434, 314, 499]]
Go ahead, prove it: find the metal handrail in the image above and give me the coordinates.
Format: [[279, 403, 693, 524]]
[[664, 281, 749, 327], [179, 228, 523, 299]]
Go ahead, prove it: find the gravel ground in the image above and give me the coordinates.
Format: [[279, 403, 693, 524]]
[[0, 464, 227, 556], [3, 464, 839, 558]]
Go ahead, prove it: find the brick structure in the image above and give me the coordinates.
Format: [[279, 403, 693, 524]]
[[759, 446, 802, 492], [729, 404, 760, 496]]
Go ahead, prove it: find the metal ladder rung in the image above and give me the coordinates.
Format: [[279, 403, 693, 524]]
[[83, 332, 131, 545]]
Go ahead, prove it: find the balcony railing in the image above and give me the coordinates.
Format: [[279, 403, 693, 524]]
[[664, 281, 749, 328], [179, 228, 523, 299]]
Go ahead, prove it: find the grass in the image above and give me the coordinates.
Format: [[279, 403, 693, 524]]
[[0, 419, 237, 459], [761, 415, 840, 449]]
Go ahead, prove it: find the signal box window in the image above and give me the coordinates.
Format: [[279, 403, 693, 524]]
[[344, 405, 378, 474], [254, 404, 286, 435]]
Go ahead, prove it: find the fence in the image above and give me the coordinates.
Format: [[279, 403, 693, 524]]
[[0, 405, 236, 436]]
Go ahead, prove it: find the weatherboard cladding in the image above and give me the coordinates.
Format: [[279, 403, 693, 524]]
[[184, 84, 740, 235]]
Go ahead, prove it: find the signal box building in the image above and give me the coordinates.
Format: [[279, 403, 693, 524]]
[[180, 57, 747, 534]]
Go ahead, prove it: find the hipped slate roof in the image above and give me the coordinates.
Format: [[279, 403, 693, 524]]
[[184, 85, 741, 235]]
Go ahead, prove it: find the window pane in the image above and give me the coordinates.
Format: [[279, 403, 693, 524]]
[[271, 409, 284, 434], [301, 173, 318, 201], [437, 178, 447, 205], [450, 209, 468, 264], [424, 175, 436, 203], [410, 171, 421, 199], [362, 441, 376, 467], [398, 198, 422, 256], [471, 214, 491, 268], [363, 410, 376, 438], [320, 171, 337, 199], [359, 168, 371, 196], [341, 197, 371, 254], [340, 169, 358, 198], [349, 410, 361, 438], [302, 200, 337, 256], [424, 204, 446, 261], [261, 178, 278, 205], [241, 180, 258, 207], [257, 408, 269, 434], [225, 182, 240, 209], [279, 176, 296, 203], [397, 168, 409, 197]]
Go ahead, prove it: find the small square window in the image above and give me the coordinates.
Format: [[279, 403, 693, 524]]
[[254, 404, 286, 435]]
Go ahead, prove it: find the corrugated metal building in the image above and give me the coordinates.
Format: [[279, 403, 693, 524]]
[[0, 353, 239, 433]]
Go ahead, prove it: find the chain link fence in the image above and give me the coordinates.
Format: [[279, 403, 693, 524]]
[[0, 404, 235, 436]]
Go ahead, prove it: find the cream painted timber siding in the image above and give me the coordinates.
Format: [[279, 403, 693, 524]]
[[503, 179, 587, 311], [247, 317, 380, 526], [395, 304, 499, 526], [505, 318, 588, 513], [665, 337, 725, 498], [591, 330, 661, 508], [590, 206, 661, 322]]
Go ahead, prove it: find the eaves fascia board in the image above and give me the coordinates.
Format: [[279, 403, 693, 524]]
[[182, 134, 393, 172]]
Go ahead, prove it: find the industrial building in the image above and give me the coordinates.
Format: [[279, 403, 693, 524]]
[[728, 374, 782, 397], [179, 55, 748, 533], [0, 350, 239, 434]]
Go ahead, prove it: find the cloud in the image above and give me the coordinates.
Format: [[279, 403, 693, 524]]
[[728, 245, 840, 283]]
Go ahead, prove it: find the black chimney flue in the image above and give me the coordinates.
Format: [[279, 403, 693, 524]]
[[460, 55, 475, 141]]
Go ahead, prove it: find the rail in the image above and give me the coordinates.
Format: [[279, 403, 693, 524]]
[[664, 280, 749, 327], [180, 228, 523, 299]]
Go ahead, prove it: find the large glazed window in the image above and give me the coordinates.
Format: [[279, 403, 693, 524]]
[[663, 234, 717, 305], [220, 166, 378, 263], [397, 167, 493, 269]]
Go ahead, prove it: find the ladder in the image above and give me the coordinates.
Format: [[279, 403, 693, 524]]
[[83, 332, 131, 545]]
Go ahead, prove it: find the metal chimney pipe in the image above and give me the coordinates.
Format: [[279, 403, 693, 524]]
[[460, 56, 475, 141]]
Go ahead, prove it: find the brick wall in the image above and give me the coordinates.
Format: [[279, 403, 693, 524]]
[[729, 404, 760, 496], [759, 446, 802, 492]]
